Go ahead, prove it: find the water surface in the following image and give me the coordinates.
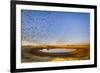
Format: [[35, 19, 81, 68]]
[[40, 48, 76, 53]]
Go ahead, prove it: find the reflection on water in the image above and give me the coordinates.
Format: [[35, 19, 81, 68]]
[[40, 48, 76, 53]]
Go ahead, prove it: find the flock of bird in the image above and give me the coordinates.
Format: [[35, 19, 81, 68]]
[[21, 10, 69, 44]]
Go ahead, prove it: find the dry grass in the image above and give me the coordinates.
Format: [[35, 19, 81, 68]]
[[22, 44, 89, 49], [21, 44, 90, 63]]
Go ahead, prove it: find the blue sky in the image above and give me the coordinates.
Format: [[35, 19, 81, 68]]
[[21, 10, 90, 45]]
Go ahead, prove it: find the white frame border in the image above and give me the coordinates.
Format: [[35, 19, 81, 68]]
[[16, 4, 95, 69]]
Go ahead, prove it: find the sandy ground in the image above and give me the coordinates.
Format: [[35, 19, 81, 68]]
[[21, 45, 90, 63]]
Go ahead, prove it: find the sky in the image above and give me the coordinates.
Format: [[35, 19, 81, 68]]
[[21, 10, 90, 45]]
